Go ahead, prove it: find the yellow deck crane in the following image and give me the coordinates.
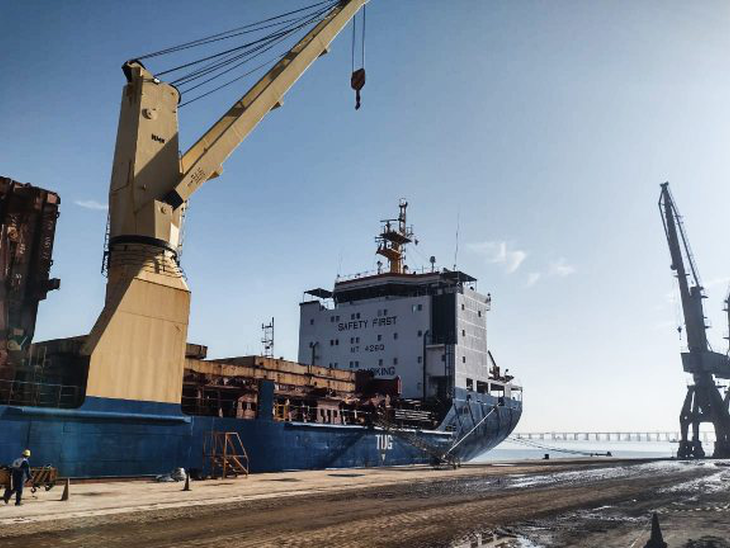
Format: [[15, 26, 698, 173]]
[[81, 1, 368, 405]]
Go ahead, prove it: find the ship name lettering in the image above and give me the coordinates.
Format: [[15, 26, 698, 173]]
[[337, 320, 369, 331], [371, 315, 397, 327], [368, 366, 395, 376], [376, 434, 393, 451], [364, 344, 385, 352]]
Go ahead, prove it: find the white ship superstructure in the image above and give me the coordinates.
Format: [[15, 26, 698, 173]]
[[298, 201, 512, 401]]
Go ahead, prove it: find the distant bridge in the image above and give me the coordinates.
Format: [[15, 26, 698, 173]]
[[512, 432, 717, 443]]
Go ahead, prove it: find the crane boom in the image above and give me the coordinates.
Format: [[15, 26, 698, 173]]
[[659, 182, 708, 353]]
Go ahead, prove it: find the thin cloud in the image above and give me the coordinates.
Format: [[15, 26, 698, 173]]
[[468, 241, 527, 274], [75, 199, 108, 211], [548, 258, 576, 277], [704, 276, 730, 290], [653, 320, 678, 331], [526, 272, 541, 287]]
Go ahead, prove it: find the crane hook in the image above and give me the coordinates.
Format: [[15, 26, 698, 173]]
[[351, 68, 365, 110]]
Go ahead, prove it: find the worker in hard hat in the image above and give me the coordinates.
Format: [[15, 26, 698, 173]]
[[3, 449, 32, 506]]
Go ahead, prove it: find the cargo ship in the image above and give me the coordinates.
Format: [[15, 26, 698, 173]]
[[0, 180, 521, 477], [0, 1, 520, 477]]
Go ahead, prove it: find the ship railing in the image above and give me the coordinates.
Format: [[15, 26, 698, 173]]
[[274, 403, 375, 426], [272, 403, 438, 429], [335, 265, 445, 283], [0, 379, 81, 408]]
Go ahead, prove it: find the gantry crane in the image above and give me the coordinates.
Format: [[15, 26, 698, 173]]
[[659, 182, 730, 458], [80, 1, 368, 405]]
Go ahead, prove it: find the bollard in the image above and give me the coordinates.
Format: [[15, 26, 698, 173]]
[[643, 513, 667, 548], [183, 473, 191, 492], [60, 478, 70, 501]]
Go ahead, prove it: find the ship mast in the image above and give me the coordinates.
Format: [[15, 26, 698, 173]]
[[376, 199, 413, 274]]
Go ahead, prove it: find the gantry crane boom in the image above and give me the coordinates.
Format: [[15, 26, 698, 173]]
[[659, 183, 708, 353], [659, 182, 730, 458], [82, 1, 369, 406]]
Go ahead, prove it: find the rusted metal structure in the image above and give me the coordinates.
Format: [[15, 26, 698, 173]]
[[0, 177, 60, 387], [203, 432, 249, 479]]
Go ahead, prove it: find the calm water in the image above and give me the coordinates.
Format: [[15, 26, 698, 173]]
[[474, 439, 688, 462]]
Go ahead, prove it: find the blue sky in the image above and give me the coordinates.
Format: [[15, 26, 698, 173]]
[[2, 1, 730, 432]]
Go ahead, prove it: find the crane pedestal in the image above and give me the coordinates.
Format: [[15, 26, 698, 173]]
[[82, 243, 190, 404]]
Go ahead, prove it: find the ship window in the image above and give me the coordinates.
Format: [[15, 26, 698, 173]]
[[350, 337, 354, 344], [462, 356, 466, 363], [462, 329, 466, 337], [466, 378, 474, 391], [383, 309, 388, 315], [377, 334, 382, 341], [356, 312, 361, 319], [441, 354, 445, 362], [330, 340, 334, 346], [356, 337, 360, 343], [478, 310, 482, 317], [351, 313, 355, 320], [417, 330, 422, 337], [418, 304, 423, 311], [331, 316, 335, 323], [477, 381, 489, 394], [461, 303, 465, 310], [417, 356, 422, 364], [310, 319, 314, 325], [378, 359, 383, 366], [393, 332, 398, 340], [335, 339, 339, 346], [393, 358, 398, 365], [355, 361, 359, 367]]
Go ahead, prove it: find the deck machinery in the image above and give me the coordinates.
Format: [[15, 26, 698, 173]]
[[659, 182, 730, 458]]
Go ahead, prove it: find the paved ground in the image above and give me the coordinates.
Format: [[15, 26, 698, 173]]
[[1, 458, 728, 547]]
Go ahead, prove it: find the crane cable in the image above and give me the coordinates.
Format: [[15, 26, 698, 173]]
[[165, 10, 327, 83], [350, 5, 366, 110], [508, 436, 612, 457], [174, 12, 324, 92], [133, 1, 336, 61], [127, 1, 339, 107], [177, 9, 329, 107]]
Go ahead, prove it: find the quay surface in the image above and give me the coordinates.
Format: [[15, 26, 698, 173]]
[[1, 458, 728, 547]]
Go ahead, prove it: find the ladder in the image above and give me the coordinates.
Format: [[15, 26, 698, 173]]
[[203, 431, 250, 479]]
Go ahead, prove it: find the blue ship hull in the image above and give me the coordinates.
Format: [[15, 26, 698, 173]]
[[0, 388, 521, 477]]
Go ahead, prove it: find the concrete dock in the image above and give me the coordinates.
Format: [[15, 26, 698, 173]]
[[1, 459, 728, 547]]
